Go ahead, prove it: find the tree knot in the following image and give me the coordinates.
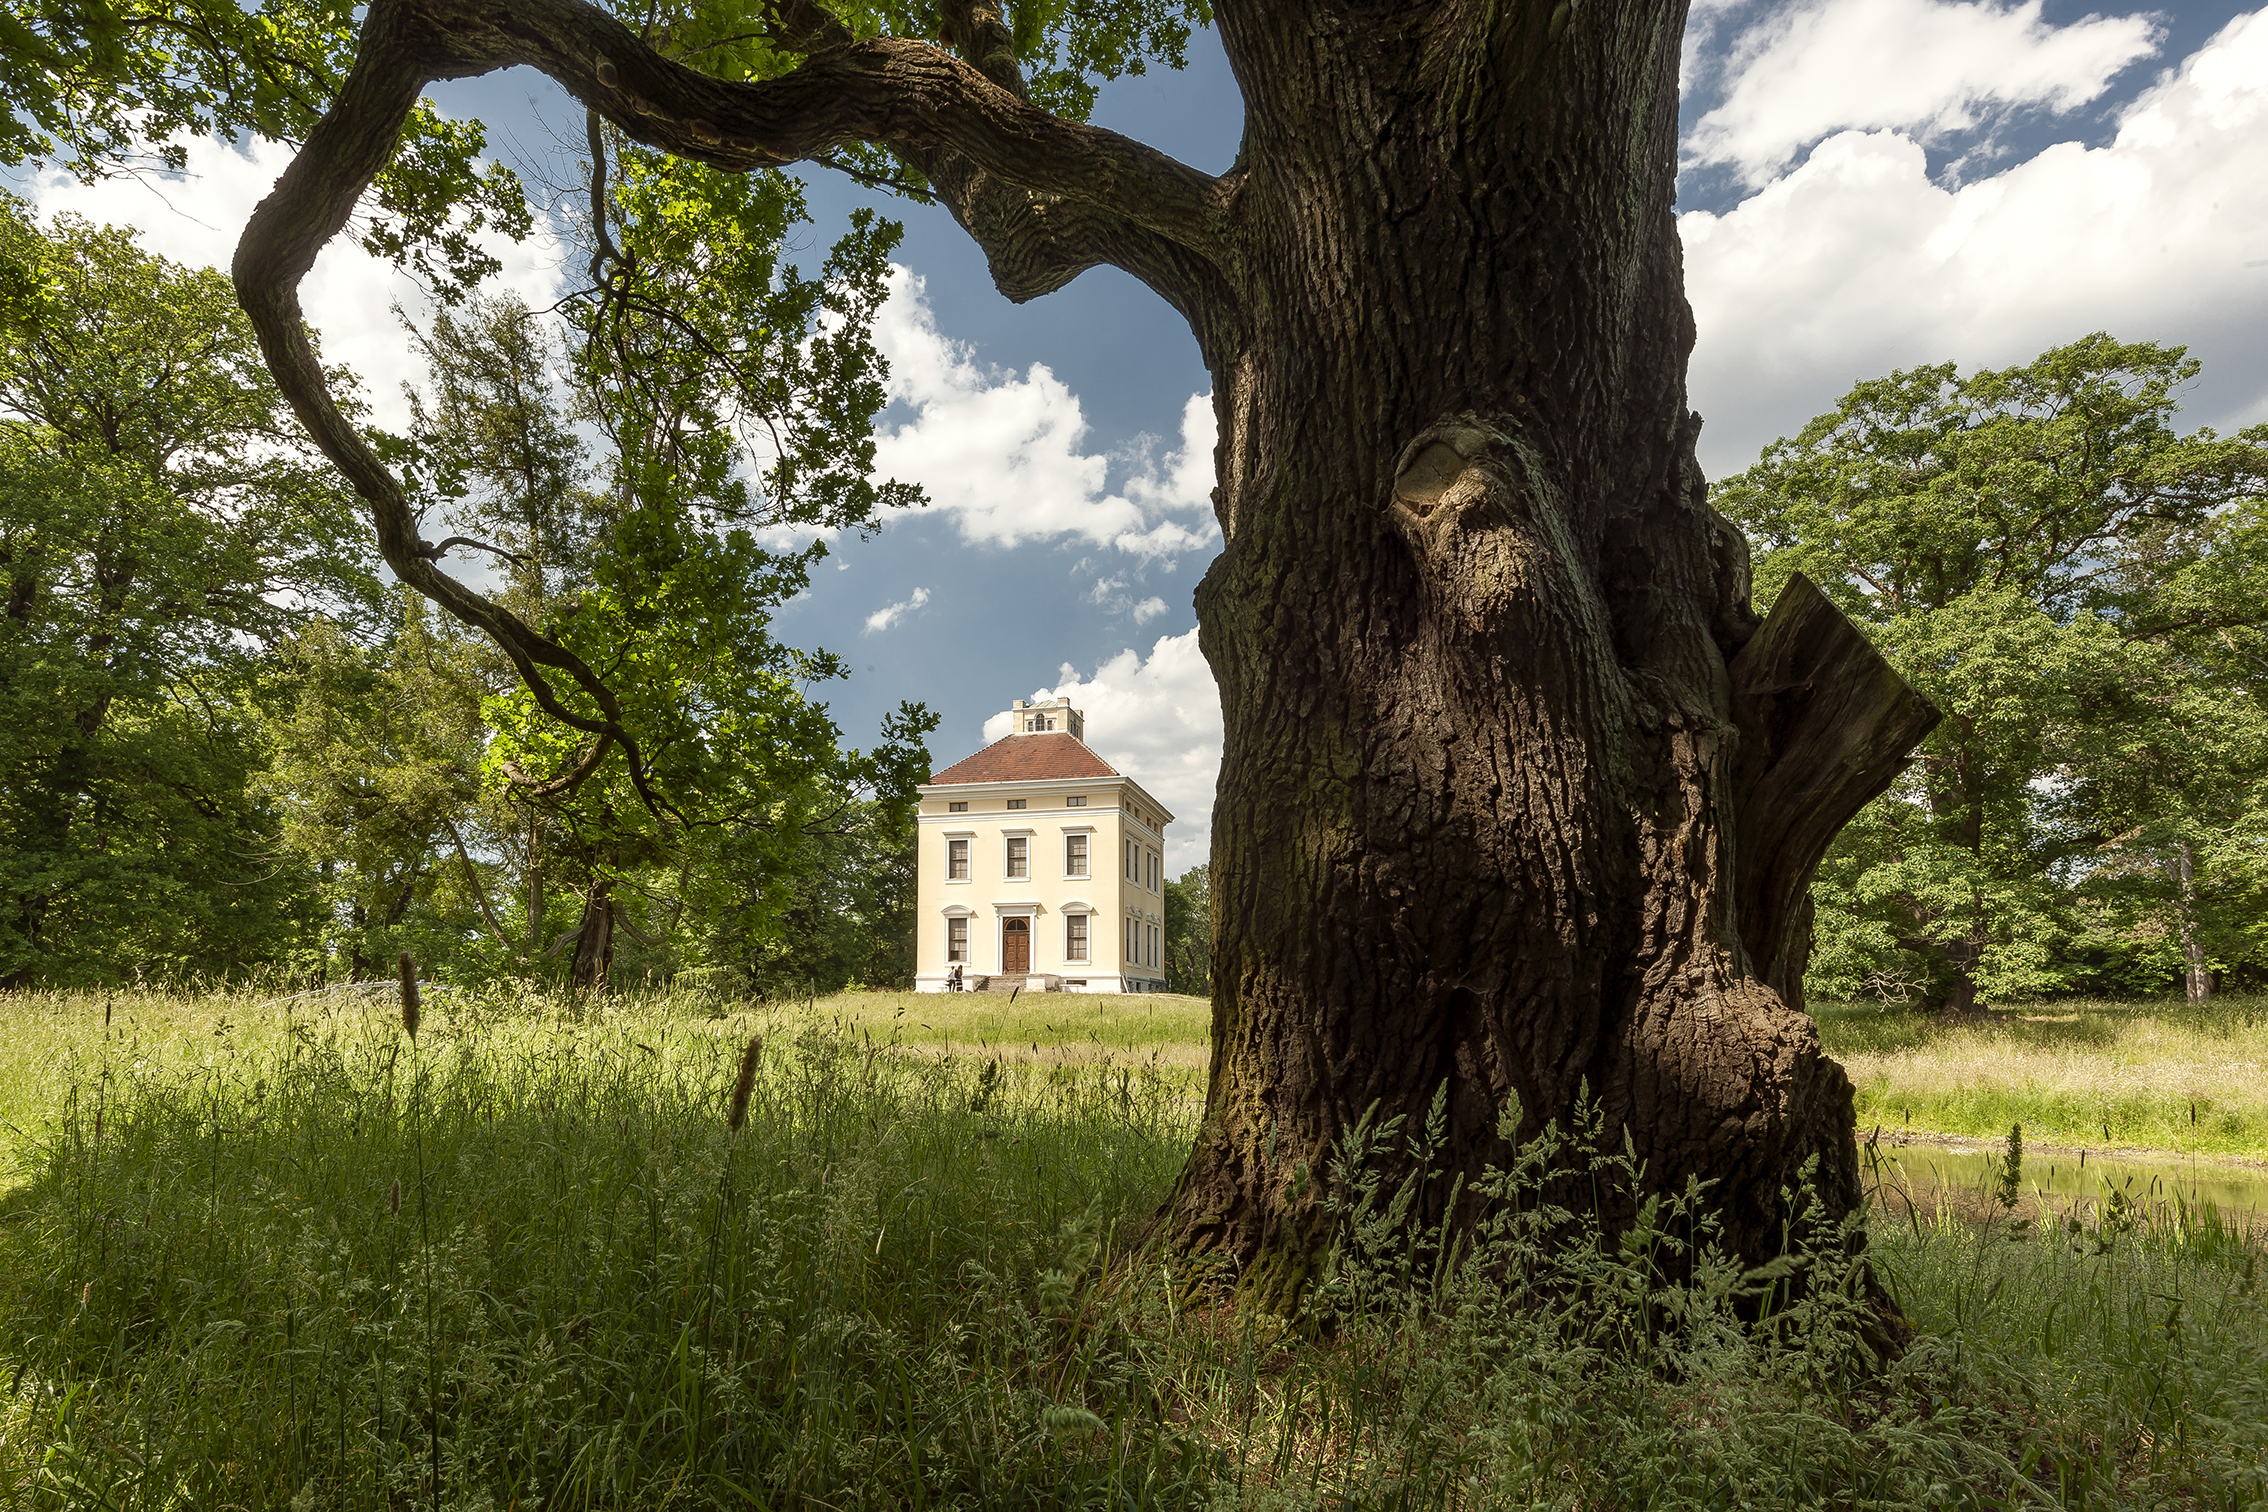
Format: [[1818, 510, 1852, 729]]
[[1389, 418, 1501, 521], [1383, 414, 1583, 644]]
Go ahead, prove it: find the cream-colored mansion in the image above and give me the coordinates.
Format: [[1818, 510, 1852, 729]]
[[914, 697, 1174, 993]]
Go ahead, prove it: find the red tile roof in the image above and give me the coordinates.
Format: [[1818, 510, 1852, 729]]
[[928, 733, 1120, 786]]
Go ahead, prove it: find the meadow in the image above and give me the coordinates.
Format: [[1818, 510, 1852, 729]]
[[0, 982, 2261, 1509], [1818, 996, 2268, 1162]]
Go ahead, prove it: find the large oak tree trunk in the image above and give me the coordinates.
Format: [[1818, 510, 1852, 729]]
[[568, 879, 615, 991], [228, 0, 1937, 1303], [2175, 838, 2211, 1004], [1162, 7, 1936, 1291]]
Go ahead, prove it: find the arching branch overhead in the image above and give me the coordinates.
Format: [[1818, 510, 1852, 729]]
[[232, 0, 1237, 808]]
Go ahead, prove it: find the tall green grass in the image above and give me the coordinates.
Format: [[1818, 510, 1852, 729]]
[[0, 987, 2262, 1508], [0, 990, 1203, 1506], [1818, 995, 2268, 1160]]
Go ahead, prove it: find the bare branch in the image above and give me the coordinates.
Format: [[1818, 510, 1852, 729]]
[[613, 894, 683, 946], [420, 534, 526, 565], [499, 737, 615, 798], [1728, 573, 1942, 1007], [441, 815, 516, 947]]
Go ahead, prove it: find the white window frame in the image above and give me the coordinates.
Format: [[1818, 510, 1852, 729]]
[[1005, 835, 1029, 880], [1065, 912, 1089, 963], [1061, 827, 1092, 878], [945, 833, 973, 883]]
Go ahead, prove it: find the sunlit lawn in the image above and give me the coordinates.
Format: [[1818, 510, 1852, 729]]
[[1816, 994, 2268, 1161], [12, 984, 2264, 1170], [0, 982, 2263, 1507]]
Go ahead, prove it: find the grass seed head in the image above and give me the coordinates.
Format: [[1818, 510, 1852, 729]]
[[398, 951, 421, 1042], [389, 1177, 401, 1215], [728, 1035, 762, 1133]]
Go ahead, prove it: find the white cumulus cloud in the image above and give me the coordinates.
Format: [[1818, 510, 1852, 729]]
[[1682, 6, 2268, 478], [13, 132, 566, 433], [863, 585, 931, 633], [984, 631, 1220, 874], [872, 269, 1218, 559], [1686, 0, 2159, 186]]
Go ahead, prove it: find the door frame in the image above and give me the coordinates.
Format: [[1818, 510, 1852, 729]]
[[994, 906, 1039, 975], [1000, 915, 1032, 974]]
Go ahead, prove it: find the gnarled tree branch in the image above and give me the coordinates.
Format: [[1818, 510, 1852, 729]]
[[232, 0, 1236, 812]]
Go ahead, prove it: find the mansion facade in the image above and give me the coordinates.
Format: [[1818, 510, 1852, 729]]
[[913, 697, 1174, 993]]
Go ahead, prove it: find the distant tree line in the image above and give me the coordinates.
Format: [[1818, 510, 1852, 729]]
[[1719, 336, 2268, 1009], [1164, 864, 1209, 996], [0, 192, 932, 996], [6, 192, 2259, 1013]]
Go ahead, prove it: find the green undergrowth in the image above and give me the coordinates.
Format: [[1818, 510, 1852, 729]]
[[0, 988, 2260, 1508]]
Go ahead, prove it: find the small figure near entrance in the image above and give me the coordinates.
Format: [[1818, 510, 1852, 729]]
[[947, 963, 964, 992]]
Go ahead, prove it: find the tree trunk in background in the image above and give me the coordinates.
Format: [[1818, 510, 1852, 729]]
[[1165, 3, 1937, 1295], [1929, 921, 1988, 1018], [2175, 839, 2211, 1004], [568, 879, 613, 991], [526, 814, 545, 962]]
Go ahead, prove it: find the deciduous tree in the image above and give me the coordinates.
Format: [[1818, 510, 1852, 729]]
[[398, 204, 931, 992], [233, 0, 1940, 1287], [0, 198, 375, 983], [1718, 337, 2268, 1011]]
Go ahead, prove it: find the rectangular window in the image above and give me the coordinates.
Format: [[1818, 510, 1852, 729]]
[[1065, 834, 1088, 877], [1006, 837, 1028, 879], [1066, 914, 1088, 962], [1126, 918, 1136, 963], [1007, 797, 1027, 810], [948, 839, 969, 880], [948, 800, 967, 812], [947, 917, 968, 962], [1065, 795, 1086, 807], [1126, 841, 1135, 880], [1148, 852, 1156, 892]]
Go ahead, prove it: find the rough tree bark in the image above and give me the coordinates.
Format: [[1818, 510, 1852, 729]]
[[568, 880, 616, 991], [232, 0, 1937, 1290], [2174, 838, 2211, 1005]]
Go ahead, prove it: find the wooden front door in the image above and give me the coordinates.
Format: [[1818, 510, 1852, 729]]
[[1002, 917, 1030, 974]]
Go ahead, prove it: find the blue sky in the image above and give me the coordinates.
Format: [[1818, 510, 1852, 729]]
[[23, 0, 2268, 872]]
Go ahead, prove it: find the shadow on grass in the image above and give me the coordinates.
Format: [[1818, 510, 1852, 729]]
[[0, 992, 2264, 1509]]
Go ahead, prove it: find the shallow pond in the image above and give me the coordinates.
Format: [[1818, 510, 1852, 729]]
[[1867, 1140, 2268, 1229]]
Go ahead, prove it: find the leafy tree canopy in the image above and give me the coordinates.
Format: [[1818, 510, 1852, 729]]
[[1716, 336, 2268, 1008], [0, 196, 378, 983]]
